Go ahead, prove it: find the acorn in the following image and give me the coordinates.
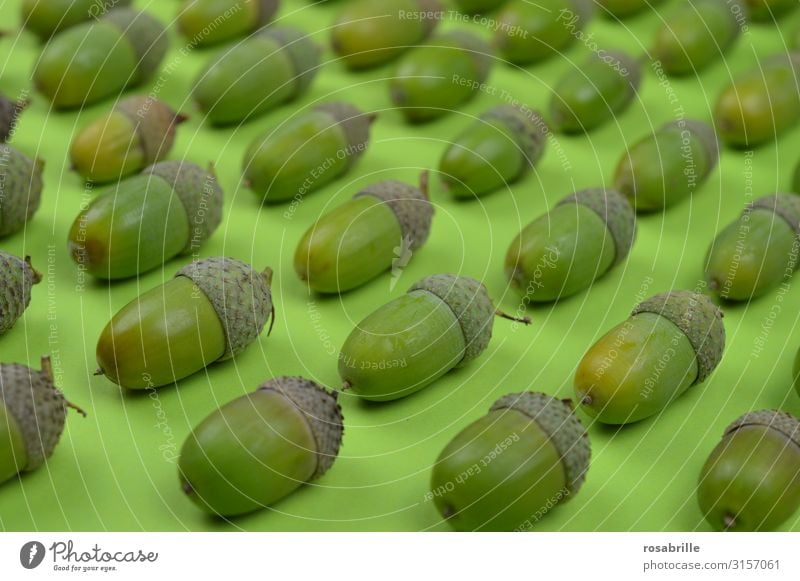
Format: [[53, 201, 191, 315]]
[[95, 257, 274, 389], [179, 376, 343, 517], [439, 104, 548, 198], [744, 0, 797, 21], [68, 161, 224, 280], [339, 274, 530, 401], [243, 102, 374, 203], [177, 0, 279, 48], [430, 392, 590, 531], [0, 356, 86, 486], [331, 0, 442, 70], [294, 173, 433, 293], [614, 119, 720, 212], [193, 26, 321, 126], [697, 410, 800, 531], [505, 188, 636, 303], [33, 8, 168, 109], [653, 0, 746, 76], [705, 194, 800, 302], [715, 52, 800, 148], [495, 0, 594, 65], [596, 0, 666, 18], [454, 0, 508, 12], [0, 93, 29, 143], [794, 158, 800, 193], [0, 144, 44, 238], [69, 96, 187, 183], [549, 50, 641, 133], [389, 29, 492, 123], [575, 290, 725, 425], [0, 252, 41, 336], [21, 0, 133, 39]]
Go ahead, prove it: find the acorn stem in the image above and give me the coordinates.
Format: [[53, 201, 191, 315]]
[[25, 256, 43, 284], [267, 304, 276, 337], [40, 356, 53, 382], [418, 170, 430, 201], [495, 309, 531, 325], [93, 368, 105, 377], [174, 112, 189, 125], [66, 401, 88, 418], [341, 381, 351, 392], [581, 394, 593, 406], [364, 112, 378, 126], [262, 266, 274, 286]]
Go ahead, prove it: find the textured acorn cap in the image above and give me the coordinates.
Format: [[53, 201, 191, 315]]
[[491, 392, 590, 496], [0, 357, 66, 471], [314, 102, 374, 168], [177, 257, 273, 360], [354, 178, 433, 251], [481, 104, 548, 168], [664, 119, 720, 171], [146, 161, 223, 252], [752, 193, 800, 237], [632, 290, 725, 384], [256, 0, 280, 26], [725, 410, 800, 449], [102, 9, 168, 83], [115, 96, 185, 165], [258, 376, 344, 479], [438, 30, 492, 84], [408, 274, 495, 366], [260, 27, 322, 98], [0, 144, 44, 238], [416, 0, 444, 37], [0, 252, 41, 335], [0, 94, 28, 143], [558, 188, 636, 266]]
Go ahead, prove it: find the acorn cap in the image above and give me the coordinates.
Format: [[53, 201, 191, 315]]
[[481, 104, 548, 168], [438, 30, 492, 84], [115, 96, 184, 165], [416, 0, 444, 37], [256, 0, 280, 26], [0, 357, 66, 471], [408, 274, 494, 366], [354, 178, 433, 251], [314, 102, 374, 168], [752, 193, 800, 236], [0, 144, 44, 238], [102, 9, 168, 83], [491, 392, 590, 496], [258, 376, 344, 479], [0, 252, 41, 335], [260, 27, 322, 98], [146, 161, 224, 252], [632, 290, 725, 384], [0, 94, 28, 143], [725, 410, 800, 449], [664, 119, 720, 172], [176, 257, 273, 360], [558, 188, 636, 266]]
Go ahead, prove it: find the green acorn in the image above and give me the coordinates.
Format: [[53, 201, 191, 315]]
[[439, 104, 548, 198], [331, 0, 442, 70], [549, 50, 641, 133], [454, 0, 508, 12], [596, 0, 666, 18], [179, 376, 343, 517], [705, 194, 800, 301], [614, 119, 720, 212], [178, 0, 279, 48], [0, 144, 44, 238], [0, 252, 41, 336], [715, 53, 800, 148], [390, 30, 492, 123], [653, 0, 746, 76], [505, 188, 636, 303], [575, 290, 725, 424], [243, 102, 374, 203], [0, 356, 85, 486], [295, 173, 433, 293], [430, 392, 590, 531], [69, 96, 187, 183], [96, 257, 274, 389], [698, 410, 800, 531], [0, 93, 29, 143], [33, 8, 168, 109], [193, 26, 321, 126], [744, 0, 798, 21], [21, 0, 133, 39], [68, 161, 224, 280], [794, 158, 800, 193], [495, 0, 594, 65], [339, 274, 530, 401]]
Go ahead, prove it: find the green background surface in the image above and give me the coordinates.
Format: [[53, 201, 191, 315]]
[[2, 0, 800, 532]]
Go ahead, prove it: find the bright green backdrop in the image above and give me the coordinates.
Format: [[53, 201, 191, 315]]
[[1, 0, 800, 532]]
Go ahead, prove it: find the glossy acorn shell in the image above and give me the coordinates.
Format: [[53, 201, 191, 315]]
[[0, 144, 44, 238], [597, 0, 665, 18], [177, 0, 278, 48], [0, 403, 27, 485], [20, 0, 133, 39]]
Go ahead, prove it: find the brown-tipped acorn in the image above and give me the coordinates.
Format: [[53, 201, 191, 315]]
[[96, 257, 274, 389], [70, 96, 187, 183], [178, 0, 279, 48], [179, 376, 344, 517], [698, 410, 800, 531], [0, 356, 86, 486], [0, 252, 41, 336], [431, 392, 591, 531], [339, 273, 531, 401], [575, 290, 725, 424], [0, 144, 44, 238], [294, 172, 434, 293], [0, 94, 29, 143]]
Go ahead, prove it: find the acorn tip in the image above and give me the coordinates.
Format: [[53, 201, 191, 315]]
[[341, 381, 351, 392], [418, 170, 430, 200], [364, 112, 378, 125], [40, 355, 53, 382], [174, 112, 189, 125], [93, 368, 105, 377], [25, 256, 43, 284], [723, 513, 737, 531]]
